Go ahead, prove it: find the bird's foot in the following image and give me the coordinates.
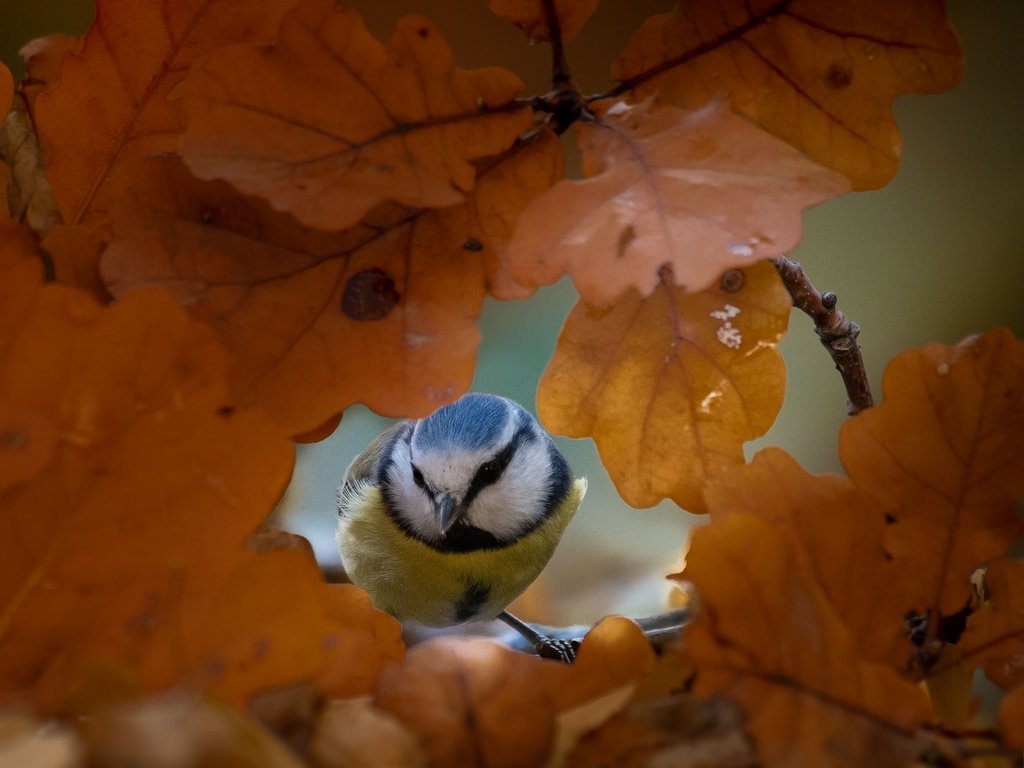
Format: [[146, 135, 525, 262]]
[[535, 636, 580, 664]]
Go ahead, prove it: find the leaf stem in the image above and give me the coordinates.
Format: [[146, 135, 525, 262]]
[[772, 256, 874, 416], [541, 0, 572, 87]]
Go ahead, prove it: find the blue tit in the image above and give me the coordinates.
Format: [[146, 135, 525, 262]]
[[337, 392, 586, 661]]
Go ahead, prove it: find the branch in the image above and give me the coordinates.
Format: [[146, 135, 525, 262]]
[[773, 257, 874, 416]]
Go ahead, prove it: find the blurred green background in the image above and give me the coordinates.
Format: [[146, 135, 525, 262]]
[[4, 1, 1021, 625]]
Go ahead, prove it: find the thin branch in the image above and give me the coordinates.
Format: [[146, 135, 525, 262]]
[[773, 256, 874, 416]]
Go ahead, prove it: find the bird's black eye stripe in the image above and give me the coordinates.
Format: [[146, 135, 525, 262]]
[[463, 420, 534, 507], [411, 465, 426, 488]]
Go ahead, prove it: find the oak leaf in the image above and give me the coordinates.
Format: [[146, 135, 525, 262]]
[[19, 34, 83, 116], [679, 514, 933, 768], [840, 328, 1024, 621], [33, 0, 298, 226], [103, 131, 560, 433], [505, 100, 846, 306], [374, 638, 559, 768], [0, 273, 402, 709], [613, 0, 963, 189], [704, 447, 914, 669], [488, 0, 598, 44], [956, 558, 1024, 691], [181, 0, 534, 231], [538, 260, 790, 511], [373, 618, 655, 768]]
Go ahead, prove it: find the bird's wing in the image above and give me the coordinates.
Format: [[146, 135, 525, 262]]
[[340, 419, 411, 495]]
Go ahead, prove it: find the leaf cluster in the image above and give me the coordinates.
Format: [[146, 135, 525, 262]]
[[3, 1, 1023, 766]]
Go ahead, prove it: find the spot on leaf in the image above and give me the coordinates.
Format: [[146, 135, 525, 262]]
[[342, 268, 401, 321]]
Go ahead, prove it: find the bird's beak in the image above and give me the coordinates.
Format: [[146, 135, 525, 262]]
[[436, 495, 462, 536]]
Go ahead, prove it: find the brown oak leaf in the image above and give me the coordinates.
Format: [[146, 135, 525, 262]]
[[840, 328, 1024, 622], [103, 131, 560, 433], [538, 261, 790, 512], [19, 34, 83, 116], [0, 62, 11, 117], [613, 0, 963, 189], [505, 99, 846, 307], [704, 447, 916, 670], [0, 264, 402, 709], [956, 558, 1024, 690], [181, 0, 534, 231], [679, 514, 933, 768], [33, 0, 298, 226]]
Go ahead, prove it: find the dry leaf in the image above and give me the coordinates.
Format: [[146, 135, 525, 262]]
[[613, 0, 963, 189], [2, 96, 63, 234], [957, 558, 1024, 690], [0, 276, 402, 710], [374, 618, 655, 768], [374, 639, 558, 768], [538, 261, 790, 511], [309, 699, 426, 768], [680, 514, 933, 768], [104, 132, 560, 433], [40, 224, 110, 300], [488, 0, 598, 44], [82, 692, 304, 768], [704, 447, 914, 669], [505, 100, 846, 306], [19, 34, 83, 116], [840, 328, 1024, 621], [33, 0, 298, 226], [181, 0, 534, 231], [0, 711, 82, 768]]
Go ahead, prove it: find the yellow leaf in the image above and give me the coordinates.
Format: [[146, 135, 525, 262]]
[[539, 261, 790, 511]]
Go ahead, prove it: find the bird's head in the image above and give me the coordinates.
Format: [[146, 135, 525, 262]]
[[380, 393, 572, 550]]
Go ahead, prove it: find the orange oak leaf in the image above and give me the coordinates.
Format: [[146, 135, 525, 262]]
[[704, 448, 915, 669], [956, 558, 1024, 691], [374, 639, 560, 768], [40, 224, 111, 300], [103, 131, 560, 433], [613, 0, 963, 189], [505, 100, 846, 307], [0, 220, 45, 356], [680, 514, 933, 768], [840, 328, 1024, 621], [33, 0, 297, 226], [538, 260, 790, 511], [181, 0, 534, 232], [19, 34, 83, 116], [374, 618, 654, 768], [488, 0, 598, 44], [0, 279, 402, 709]]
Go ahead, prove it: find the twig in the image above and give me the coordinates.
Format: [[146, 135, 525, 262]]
[[773, 257, 874, 416]]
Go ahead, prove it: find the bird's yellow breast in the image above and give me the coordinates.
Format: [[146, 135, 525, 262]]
[[337, 478, 586, 626]]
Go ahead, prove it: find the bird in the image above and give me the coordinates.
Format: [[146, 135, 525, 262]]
[[336, 392, 586, 662]]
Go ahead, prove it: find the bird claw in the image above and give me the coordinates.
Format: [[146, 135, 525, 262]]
[[536, 637, 580, 664]]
